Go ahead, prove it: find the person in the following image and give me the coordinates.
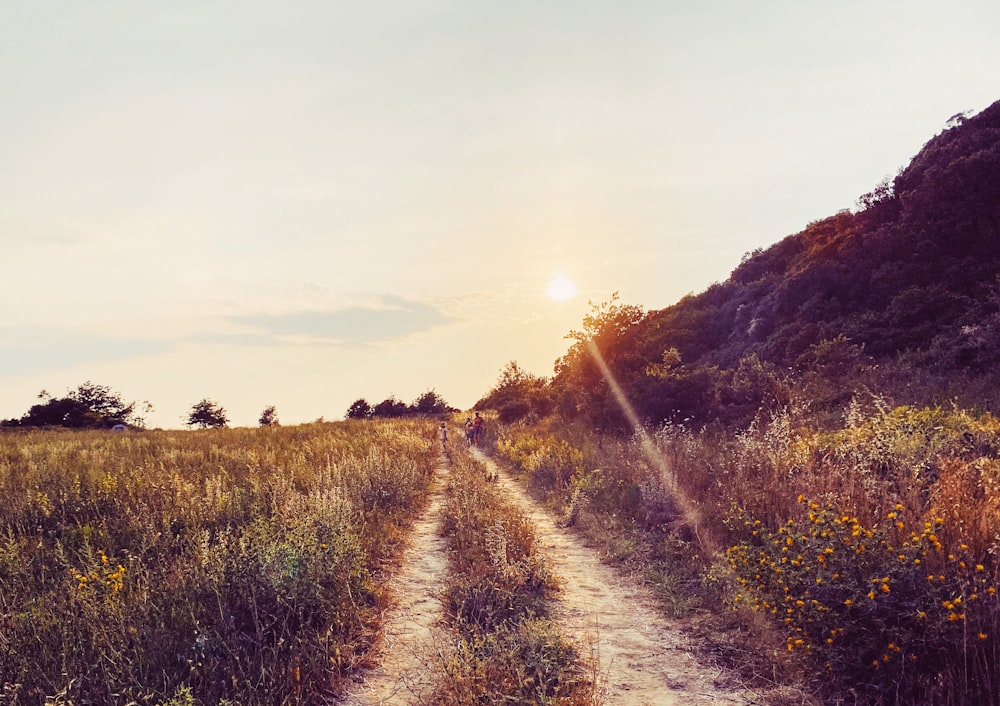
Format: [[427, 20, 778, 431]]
[[439, 422, 448, 449], [472, 412, 484, 446], [464, 417, 474, 446]]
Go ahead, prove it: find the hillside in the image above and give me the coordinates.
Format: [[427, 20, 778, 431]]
[[542, 99, 1000, 430]]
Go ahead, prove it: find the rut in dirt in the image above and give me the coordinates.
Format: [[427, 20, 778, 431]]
[[469, 447, 762, 706], [340, 453, 451, 706]]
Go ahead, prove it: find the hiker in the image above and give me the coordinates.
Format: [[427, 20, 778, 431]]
[[439, 422, 448, 449], [464, 417, 474, 445], [472, 412, 484, 446]]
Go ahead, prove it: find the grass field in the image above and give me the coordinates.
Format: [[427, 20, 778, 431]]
[[491, 402, 1000, 705], [0, 420, 439, 705]]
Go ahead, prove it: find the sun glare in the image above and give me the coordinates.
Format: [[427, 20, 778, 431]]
[[547, 274, 578, 301]]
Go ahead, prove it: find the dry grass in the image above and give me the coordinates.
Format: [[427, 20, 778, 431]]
[[489, 401, 1000, 705], [0, 419, 439, 705], [426, 448, 600, 706]]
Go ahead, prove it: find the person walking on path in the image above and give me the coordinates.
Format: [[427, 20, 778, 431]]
[[439, 422, 448, 450], [472, 412, 484, 446]]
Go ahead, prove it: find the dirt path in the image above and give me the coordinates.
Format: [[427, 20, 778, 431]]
[[340, 454, 450, 706], [470, 448, 762, 706], [341, 447, 765, 706]]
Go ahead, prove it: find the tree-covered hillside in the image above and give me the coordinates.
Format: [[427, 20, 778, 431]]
[[500, 100, 1000, 430]]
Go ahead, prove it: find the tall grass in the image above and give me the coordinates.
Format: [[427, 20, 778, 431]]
[[427, 448, 599, 705], [489, 401, 1000, 705], [0, 420, 439, 705]]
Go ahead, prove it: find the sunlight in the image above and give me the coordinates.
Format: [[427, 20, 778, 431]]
[[547, 274, 578, 301]]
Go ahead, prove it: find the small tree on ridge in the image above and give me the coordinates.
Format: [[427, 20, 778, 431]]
[[187, 399, 229, 429]]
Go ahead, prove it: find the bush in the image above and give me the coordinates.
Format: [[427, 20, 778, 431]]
[[716, 497, 1000, 703]]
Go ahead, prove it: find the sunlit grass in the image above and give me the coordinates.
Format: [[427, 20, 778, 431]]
[[0, 419, 439, 705], [488, 402, 1000, 705], [427, 449, 600, 705]]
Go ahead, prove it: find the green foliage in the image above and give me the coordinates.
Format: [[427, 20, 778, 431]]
[[355, 391, 456, 419], [716, 500, 999, 703], [410, 388, 456, 416], [476, 361, 553, 423], [345, 397, 373, 419], [536, 100, 1000, 430], [3, 381, 147, 429], [494, 434, 585, 494], [258, 404, 278, 426], [186, 398, 229, 428]]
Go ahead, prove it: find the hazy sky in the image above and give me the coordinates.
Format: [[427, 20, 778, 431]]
[[2, 1, 999, 428]]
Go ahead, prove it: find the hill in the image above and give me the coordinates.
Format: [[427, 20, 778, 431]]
[[521, 100, 1000, 430]]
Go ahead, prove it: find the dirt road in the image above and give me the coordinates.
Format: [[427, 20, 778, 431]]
[[342, 447, 764, 705], [470, 448, 760, 706]]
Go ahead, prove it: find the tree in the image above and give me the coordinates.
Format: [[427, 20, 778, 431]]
[[371, 397, 408, 418], [551, 293, 646, 427], [475, 361, 552, 422], [410, 389, 455, 416], [258, 405, 279, 426], [554, 292, 646, 378], [187, 399, 229, 429], [345, 398, 373, 420], [3, 381, 147, 429]]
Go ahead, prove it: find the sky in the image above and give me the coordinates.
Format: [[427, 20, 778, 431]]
[[2, 1, 999, 428]]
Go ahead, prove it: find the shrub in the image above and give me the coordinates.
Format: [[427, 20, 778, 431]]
[[716, 497, 999, 704]]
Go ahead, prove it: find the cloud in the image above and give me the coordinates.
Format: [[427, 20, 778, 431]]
[[219, 295, 457, 346], [0, 327, 168, 376]]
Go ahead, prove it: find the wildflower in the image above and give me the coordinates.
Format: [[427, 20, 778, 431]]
[[976, 564, 984, 572], [979, 633, 988, 640]]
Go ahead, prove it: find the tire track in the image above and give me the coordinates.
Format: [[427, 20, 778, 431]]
[[340, 454, 450, 705], [470, 448, 760, 706]]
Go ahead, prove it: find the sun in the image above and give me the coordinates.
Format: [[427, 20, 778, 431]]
[[546, 274, 578, 301]]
